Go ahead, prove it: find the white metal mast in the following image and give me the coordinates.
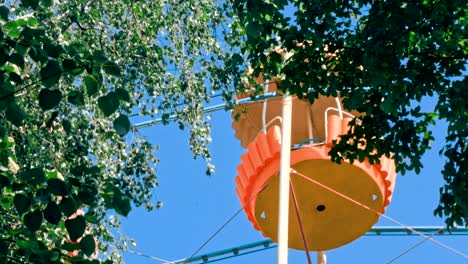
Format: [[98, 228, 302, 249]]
[[277, 93, 292, 264]]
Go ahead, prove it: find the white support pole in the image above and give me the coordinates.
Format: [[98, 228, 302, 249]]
[[277, 93, 292, 264], [317, 251, 327, 264]]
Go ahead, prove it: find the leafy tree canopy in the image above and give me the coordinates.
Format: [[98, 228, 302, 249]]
[[228, 0, 467, 227], [0, 0, 230, 263]]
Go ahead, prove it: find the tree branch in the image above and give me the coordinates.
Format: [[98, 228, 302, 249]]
[[411, 51, 467, 60]]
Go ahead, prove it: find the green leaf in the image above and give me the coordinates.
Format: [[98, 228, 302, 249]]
[[3, 20, 17, 31], [98, 92, 119, 116], [62, 241, 80, 252], [0, 125, 6, 137], [9, 53, 24, 69], [9, 72, 23, 85], [30, 242, 51, 258], [68, 90, 85, 106], [41, 0, 53, 8], [39, 89, 62, 111], [47, 178, 69, 196], [59, 197, 77, 217], [78, 187, 98, 205], [14, 192, 31, 216], [103, 61, 121, 76], [161, 113, 170, 125], [18, 168, 46, 185], [113, 115, 131, 136], [0, 239, 10, 254], [45, 170, 58, 179], [115, 88, 130, 102], [24, 210, 43, 232], [0, 82, 15, 111], [61, 59, 74, 70], [0, 136, 14, 149], [0, 175, 11, 188], [70, 165, 86, 177], [40, 60, 61, 87], [409, 31, 417, 46], [84, 214, 99, 224], [62, 119, 72, 134], [49, 249, 61, 261], [44, 201, 61, 224], [23, 0, 39, 10], [7, 27, 20, 39], [68, 177, 81, 187], [3, 64, 15, 73], [65, 215, 86, 241], [44, 44, 62, 58], [113, 194, 131, 217], [80, 235, 96, 256], [83, 75, 99, 96], [16, 19, 26, 27], [0, 5, 8, 21], [92, 50, 108, 65], [62, 59, 83, 75], [14, 44, 28, 57], [5, 103, 25, 126], [44, 111, 58, 129], [16, 239, 39, 250], [27, 17, 38, 27]]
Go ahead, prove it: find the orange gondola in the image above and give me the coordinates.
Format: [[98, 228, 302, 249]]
[[232, 81, 396, 251]]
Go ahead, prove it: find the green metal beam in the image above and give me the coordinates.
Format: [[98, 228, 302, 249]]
[[174, 226, 468, 264], [131, 92, 280, 129]]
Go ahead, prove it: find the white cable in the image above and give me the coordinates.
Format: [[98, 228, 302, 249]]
[[262, 80, 270, 133]]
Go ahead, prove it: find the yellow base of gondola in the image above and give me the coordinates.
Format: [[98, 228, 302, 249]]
[[255, 159, 383, 251]]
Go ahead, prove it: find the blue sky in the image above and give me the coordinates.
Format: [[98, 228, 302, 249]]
[[121, 96, 467, 264]]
